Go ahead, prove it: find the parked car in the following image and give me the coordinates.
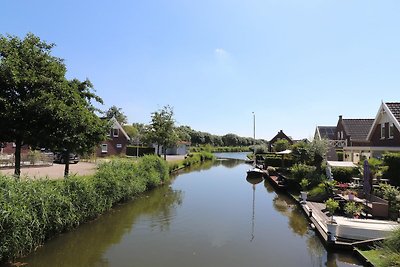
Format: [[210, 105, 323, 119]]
[[53, 152, 79, 164]]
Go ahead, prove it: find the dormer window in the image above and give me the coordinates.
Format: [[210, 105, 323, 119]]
[[389, 123, 394, 139], [340, 131, 344, 139], [113, 128, 119, 137], [381, 123, 386, 139], [337, 132, 340, 139]]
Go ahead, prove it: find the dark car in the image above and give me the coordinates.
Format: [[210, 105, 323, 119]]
[[53, 152, 79, 164]]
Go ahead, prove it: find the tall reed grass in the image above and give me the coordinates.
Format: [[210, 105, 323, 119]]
[[0, 155, 169, 262]]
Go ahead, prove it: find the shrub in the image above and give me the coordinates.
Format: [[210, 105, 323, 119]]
[[344, 201, 363, 217], [290, 164, 315, 183], [126, 146, 155, 157], [336, 151, 344, 161], [331, 167, 357, 183], [383, 153, 400, 186], [325, 198, 339, 221]]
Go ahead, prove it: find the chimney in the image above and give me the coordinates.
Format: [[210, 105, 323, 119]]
[[339, 115, 342, 121]]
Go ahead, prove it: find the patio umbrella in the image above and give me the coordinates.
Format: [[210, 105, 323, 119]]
[[363, 159, 371, 195]]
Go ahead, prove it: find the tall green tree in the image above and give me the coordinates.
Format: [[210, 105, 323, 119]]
[[105, 105, 128, 125], [148, 105, 177, 160], [40, 79, 108, 177], [0, 33, 107, 177], [0, 33, 67, 176]]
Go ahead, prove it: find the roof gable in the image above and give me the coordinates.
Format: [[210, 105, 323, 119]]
[[110, 117, 131, 141], [367, 102, 400, 140], [342, 119, 374, 141], [316, 126, 336, 140]]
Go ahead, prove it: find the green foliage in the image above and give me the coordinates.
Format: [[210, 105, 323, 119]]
[[290, 164, 316, 183], [0, 33, 107, 177], [383, 153, 400, 186], [182, 152, 215, 167], [126, 146, 155, 157], [300, 178, 310, 191], [105, 105, 128, 125], [264, 153, 294, 168], [374, 183, 400, 214], [252, 145, 269, 154], [336, 151, 344, 161], [309, 139, 329, 171], [344, 201, 363, 217], [190, 146, 251, 153], [0, 155, 169, 262], [325, 198, 339, 220], [291, 141, 311, 164], [331, 167, 357, 183], [308, 182, 332, 201], [273, 139, 290, 152], [147, 105, 177, 159]]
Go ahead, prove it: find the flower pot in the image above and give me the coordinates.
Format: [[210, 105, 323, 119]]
[[300, 191, 308, 203], [326, 221, 338, 242]]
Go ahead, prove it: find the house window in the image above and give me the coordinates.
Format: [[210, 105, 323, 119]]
[[337, 132, 340, 139], [101, 144, 108, 153], [113, 128, 119, 137], [381, 123, 386, 139], [340, 131, 344, 139], [116, 144, 122, 149], [389, 123, 394, 139]]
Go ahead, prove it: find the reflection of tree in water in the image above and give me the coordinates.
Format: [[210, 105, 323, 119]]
[[217, 159, 244, 168], [271, 192, 309, 237], [288, 207, 309, 236], [21, 185, 183, 267]]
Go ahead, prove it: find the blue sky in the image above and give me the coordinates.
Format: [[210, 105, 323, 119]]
[[1, 0, 399, 140]]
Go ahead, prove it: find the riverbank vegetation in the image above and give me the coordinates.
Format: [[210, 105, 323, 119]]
[[360, 227, 400, 267], [0, 155, 168, 263], [168, 152, 215, 172]]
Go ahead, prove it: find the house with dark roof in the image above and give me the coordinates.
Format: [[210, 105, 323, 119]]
[[314, 126, 336, 140], [342, 102, 400, 162], [335, 115, 374, 162], [268, 130, 294, 152], [96, 117, 131, 157]]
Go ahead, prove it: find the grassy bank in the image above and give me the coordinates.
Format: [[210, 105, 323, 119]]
[[0, 155, 169, 262], [168, 152, 215, 172]]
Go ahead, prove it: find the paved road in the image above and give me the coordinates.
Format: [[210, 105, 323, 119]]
[[0, 155, 187, 179], [0, 162, 97, 179]]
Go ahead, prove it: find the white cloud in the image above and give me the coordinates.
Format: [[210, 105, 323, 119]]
[[214, 48, 229, 59]]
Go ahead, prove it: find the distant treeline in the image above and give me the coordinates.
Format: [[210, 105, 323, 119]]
[[175, 126, 267, 147]]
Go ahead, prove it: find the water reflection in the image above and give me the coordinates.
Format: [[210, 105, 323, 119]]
[[19, 185, 183, 267], [246, 176, 264, 242]]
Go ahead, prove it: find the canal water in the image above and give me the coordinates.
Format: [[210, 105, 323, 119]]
[[19, 153, 363, 266]]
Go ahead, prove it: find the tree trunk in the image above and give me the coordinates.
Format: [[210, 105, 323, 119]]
[[157, 144, 160, 156], [163, 143, 167, 160], [64, 150, 70, 178], [14, 137, 22, 178]]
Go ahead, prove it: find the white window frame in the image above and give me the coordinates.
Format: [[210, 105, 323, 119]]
[[389, 123, 394, 139], [113, 128, 119, 137], [381, 123, 386, 139], [116, 144, 122, 149], [340, 131, 344, 139], [101, 144, 108, 153]]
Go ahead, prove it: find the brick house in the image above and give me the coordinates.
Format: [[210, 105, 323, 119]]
[[96, 117, 130, 157], [0, 142, 30, 155], [343, 102, 400, 162]]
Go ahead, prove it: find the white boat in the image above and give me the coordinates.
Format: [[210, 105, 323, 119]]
[[246, 166, 265, 177]]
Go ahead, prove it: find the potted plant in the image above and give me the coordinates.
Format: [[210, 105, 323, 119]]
[[300, 178, 310, 203], [346, 189, 357, 201], [344, 201, 363, 218], [325, 198, 339, 242]]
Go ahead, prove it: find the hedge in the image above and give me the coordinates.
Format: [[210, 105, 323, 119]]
[[383, 153, 400, 186], [0, 155, 169, 262], [126, 146, 155, 157]]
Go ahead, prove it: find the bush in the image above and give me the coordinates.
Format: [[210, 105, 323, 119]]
[[126, 146, 155, 157], [336, 151, 344, 161], [383, 153, 400, 186], [0, 155, 169, 262], [290, 164, 315, 183], [331, 167, 357, 183]]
